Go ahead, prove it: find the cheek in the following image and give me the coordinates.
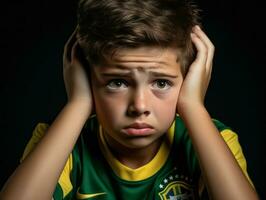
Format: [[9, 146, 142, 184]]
[[153, 87, 181, 119], [154, 95, 177, 116], [94, 94, 114, 114], [93, 91, 125, 126]]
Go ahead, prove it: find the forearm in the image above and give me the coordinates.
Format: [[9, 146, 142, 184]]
[[179, 103, 258, 200], [1, 101, 91, 200]]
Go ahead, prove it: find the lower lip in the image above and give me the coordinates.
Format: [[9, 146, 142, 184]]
[[122, 128, 154, 136]]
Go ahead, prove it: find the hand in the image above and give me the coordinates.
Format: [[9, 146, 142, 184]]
[[63, 27, 93, 109], [177, 25, 215, 113]]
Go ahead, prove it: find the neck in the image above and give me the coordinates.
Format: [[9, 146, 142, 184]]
[[103, 134, 164, 169]]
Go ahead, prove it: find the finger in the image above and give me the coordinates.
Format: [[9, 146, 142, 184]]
[[70, 41, 90, 75], [71, 41, 79, 63], [193, 26, 214, 87], [63, 27, 78, 62], [193, 26, 215, 72], [190, 31, 208, 73]]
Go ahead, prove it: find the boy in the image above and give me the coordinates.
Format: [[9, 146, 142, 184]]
[[0, 0, 259, 199]]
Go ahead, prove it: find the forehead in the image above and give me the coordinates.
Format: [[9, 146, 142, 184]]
[[96, 46, 182, 73], [113, 46, 180, 64]]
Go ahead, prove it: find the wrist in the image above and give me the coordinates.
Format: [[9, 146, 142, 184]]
[[177, 100, 205, 117], [66, 99, 92, 116]]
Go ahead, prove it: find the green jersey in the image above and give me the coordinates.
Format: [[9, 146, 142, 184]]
[[22, 116, 253, 200]]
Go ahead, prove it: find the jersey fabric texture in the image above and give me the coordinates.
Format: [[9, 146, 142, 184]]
[[21, 115, 253, 200]]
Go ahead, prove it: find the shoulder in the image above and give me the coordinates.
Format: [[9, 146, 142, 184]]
[[174, 115, 234, 137], [174, 115, 241, 153], [174, 115, 254, 187], [172, 115, 238, 172], [175, 114, 230, 129]]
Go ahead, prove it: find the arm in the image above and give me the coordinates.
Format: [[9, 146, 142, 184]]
[[177, 26, 259, 200], [0, 29, 93, 200]]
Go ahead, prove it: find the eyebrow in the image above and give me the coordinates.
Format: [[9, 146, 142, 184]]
[[101, 72, 132, 77], [149, 71, 179, 78]]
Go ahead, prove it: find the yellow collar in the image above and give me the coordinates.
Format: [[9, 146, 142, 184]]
[[98, 121, 175, 181]]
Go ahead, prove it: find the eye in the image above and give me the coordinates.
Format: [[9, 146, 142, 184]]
[[106, 79, 128, 90], [152, 79, 172, 90]]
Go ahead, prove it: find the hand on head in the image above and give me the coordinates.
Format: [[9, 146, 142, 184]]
[[63, 27, 94, 111], [177, 25, 215, 113]]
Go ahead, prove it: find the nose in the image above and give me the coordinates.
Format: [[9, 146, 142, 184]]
[[127, 88, 150, 117]]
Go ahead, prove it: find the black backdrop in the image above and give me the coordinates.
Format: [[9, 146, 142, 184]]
[[1, 0, 265, 198]]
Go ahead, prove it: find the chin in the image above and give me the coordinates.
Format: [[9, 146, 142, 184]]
[[122, 137, 160, 150]]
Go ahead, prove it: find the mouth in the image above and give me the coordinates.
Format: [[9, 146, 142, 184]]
[[122, 123, 155, 136]]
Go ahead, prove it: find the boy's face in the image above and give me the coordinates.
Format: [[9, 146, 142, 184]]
[[91, 46, 183, 151]]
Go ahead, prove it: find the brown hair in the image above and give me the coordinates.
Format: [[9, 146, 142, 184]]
[[77, 0, 201, 75]]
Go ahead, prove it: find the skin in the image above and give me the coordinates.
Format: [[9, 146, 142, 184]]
[[0, 26, 259, 200], [91, 47, 183, 168]]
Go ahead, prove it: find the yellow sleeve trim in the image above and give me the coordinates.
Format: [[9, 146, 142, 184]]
[[58, 153, 73, 198], [20, 123, 50, 162], [20, 123, 74, 197], [221, 129, 254, 187]]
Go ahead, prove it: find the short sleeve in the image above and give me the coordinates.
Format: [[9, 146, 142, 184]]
[[221, 129, 254, 187], [198, 128, 255, 199]]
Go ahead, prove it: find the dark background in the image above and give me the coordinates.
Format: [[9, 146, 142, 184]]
[[1, 0, 265, 198]]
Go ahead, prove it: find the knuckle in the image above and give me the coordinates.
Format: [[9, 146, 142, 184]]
[[201, 48, 208, 56], [210, 44, 215, 52]]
